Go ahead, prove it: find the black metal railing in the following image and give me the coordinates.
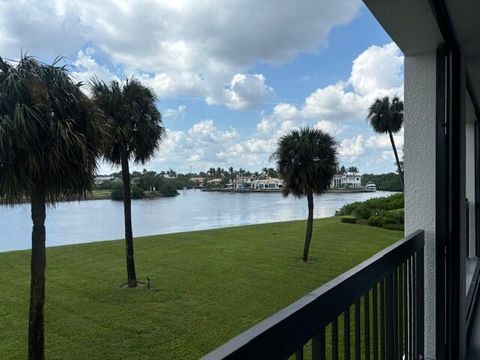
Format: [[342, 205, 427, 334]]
[[202, 230, 425, 360]]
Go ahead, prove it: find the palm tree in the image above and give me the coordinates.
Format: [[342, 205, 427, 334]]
[[91, 79, 165, 288], [271, 127, 337, 262], [228, 167, 235, 181], [348, 166, 359, 175], [262, 167, 268, 177], [339, 165, 347, 175], [367, 96, 404, 191], [266, 167, 278, 178], [0, 56, 100, 360]]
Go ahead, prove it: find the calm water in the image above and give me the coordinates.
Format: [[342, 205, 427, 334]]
[[0, 190, 395, 252]]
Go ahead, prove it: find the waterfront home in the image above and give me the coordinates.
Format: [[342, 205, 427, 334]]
[[206, 178, 223, 185], [227, 176, 254, 189], [330, 174, 362, 188], [203, 1, 480, 359], [190, 177, 206, 184], [251, 178, 283, 190]]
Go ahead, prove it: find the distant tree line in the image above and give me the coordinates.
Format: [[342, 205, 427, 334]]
[[361, 173, 403, 192], [96, 167, 280, 192]]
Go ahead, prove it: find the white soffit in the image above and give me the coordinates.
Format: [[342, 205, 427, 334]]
[[363, 0, 443, 56]]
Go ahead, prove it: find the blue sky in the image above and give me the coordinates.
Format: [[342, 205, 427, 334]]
[[0, 1, 404, 174]]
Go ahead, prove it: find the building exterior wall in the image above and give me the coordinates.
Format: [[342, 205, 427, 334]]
[[251, 178, 283, 190], [330, 175, 362, 188], [404, 51, 437, 359], [233, 177, 253, 189]]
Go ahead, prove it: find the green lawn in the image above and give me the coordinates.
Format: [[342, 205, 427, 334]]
[[0, 218, 402, 359], [90, 189, 112, 198]]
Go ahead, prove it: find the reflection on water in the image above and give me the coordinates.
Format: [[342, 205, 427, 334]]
[[0, 190, 396, 252]]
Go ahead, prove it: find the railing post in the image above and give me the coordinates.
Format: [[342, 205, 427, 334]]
[[385, 273, 395, 360], [415, 248, 425, 359]]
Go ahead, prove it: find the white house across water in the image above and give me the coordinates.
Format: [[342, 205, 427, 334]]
[[251, 178, 283, 190], [331, 174, 362, 189]]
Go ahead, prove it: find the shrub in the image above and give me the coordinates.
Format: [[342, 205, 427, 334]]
[[353, 203, 372, 220], [341, 216, 358, 224], [111, 188, 123, 200], [336, 193, 404, 230], [131, 185, 144, 199], [383, 209, 404, 225], [111, 183, 145, 200], [156, 178, 179, 197], [367, 214, 384, 227], [336, 193, 404, 217], [367, 209, 404, 230], [383, 223, 404, 231]]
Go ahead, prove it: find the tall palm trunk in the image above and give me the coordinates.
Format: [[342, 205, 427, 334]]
[[121, 154, 137, 287], [388, 130, 404, 191], [29, 190, 46, 360], [303, 190, 314, 262]]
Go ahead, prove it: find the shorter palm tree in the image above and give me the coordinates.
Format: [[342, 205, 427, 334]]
[[367, 96, 404, 190], [271, 127, 337, 262]]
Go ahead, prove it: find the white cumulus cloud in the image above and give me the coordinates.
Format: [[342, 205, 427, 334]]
[[0, 0, 361, 109], [101, 42, 405, 173], [210, 73, 273, 109], [339, 135, 366, 159], [350, 43, 404, 97], [163, 105, 187, 120]]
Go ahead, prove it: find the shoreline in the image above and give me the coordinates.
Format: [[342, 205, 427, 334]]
[[202, 187, 379, 194], [0, 193, 111, 205], [1, 188, 399, 205], [0, 191, 178, 205]]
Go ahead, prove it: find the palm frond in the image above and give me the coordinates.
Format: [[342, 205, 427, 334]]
[[91, 77, 165, 166], [0, 55, 101, 203], [271, 127, 338, 198], [367, 96, 403, 134]]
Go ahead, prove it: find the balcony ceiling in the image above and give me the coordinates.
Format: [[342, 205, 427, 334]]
[[363, 0, 480, 111], [445, 0, 480, 109]]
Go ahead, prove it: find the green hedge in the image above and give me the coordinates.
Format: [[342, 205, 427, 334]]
[[336, 193, 404, 219], [110, 178, 179, 200], [155, 178, 179, 197], [336, 193, 404, 230], [340, 216, 358, 224], [111, 184, 144, 200]]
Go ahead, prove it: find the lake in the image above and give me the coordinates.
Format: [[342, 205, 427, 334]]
[[0, 190, 395, 252]]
